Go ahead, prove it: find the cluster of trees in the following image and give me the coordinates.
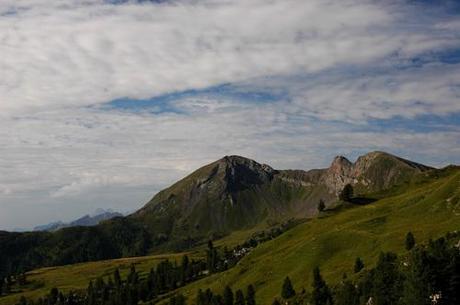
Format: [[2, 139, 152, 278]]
[[11, 234, 266, 305], [0, 273, 28, 296], [12, 265, 258, 305], [12, 256, 205, 305], [273, 232, 460, 305], [193, 285, 255, 305], [276, 267, 332, 305]]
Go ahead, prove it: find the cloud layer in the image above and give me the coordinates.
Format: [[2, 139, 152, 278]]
[[0, 0, 459, 229]]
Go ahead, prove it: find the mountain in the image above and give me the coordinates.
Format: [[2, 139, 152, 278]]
[[0, 151, 436, 276], [33, 221, 65, 232], [33, 209, 123, 232], [131, 151, 432, 243], [2, 163, 458, 305]]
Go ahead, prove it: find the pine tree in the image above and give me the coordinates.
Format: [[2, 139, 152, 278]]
[[281, 276, 296, 299], [339, 184, 353, 202], [405, 232, 415, 251], [335, 279, 359, 305], [207, 240, 218, 273], [317, 199, 326, 213], [224, 286, 234, 305], [128, 264, 138, 285], [446, 252, 460, 305], [354, 257, 364, 273], [170, 294, 186, 305], [401, 248, 431, 305], [212, 295, 223, 305], [128, 286, 139, 305], [180, 255, 190, 285], [235, 289, 245, 305], [311, 267, 332, 305], [197, 289, 206, 305], [246, 284, 256, 305], [372, 252, 402, 305], [114, 268, 121, 287], [87, 281, 96, 305]]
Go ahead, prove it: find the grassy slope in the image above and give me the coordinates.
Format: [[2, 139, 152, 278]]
[[0, 253, 194, 305], [172, 168, 460, 304], [0, 223, 265, 305]]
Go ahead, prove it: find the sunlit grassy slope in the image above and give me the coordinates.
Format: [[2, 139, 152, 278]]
[[171, 167, 460, 304], [2, 167, 459, 305], [0, 253, 194, 305]]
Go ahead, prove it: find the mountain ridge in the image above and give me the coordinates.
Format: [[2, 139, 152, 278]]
[[33, 209, 123, 232], [131, 151, 434, 245], [0, 150, 440, 277]]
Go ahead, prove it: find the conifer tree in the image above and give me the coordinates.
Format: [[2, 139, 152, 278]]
[[339, 184, 353, 202], [128, 264, 138, 285], [235, 289, 245, 305], [206, 240, 218, 273], [114, 268, 121, 287], [197, 289, 206, 305], [405, 232, 415, 251], [401, 248, 431, 305], [181, 255, 190, 285], [317, 199, 326, 213], [281, 276, 296, 299], [335, 279, 359, 305], [311, 267, 332, 305], [19, 296, 27, 305], [246, 284, 256, 305], [372, 252, 402, 305], [354, 257, 364, 273], [224, 286, 234, 305]]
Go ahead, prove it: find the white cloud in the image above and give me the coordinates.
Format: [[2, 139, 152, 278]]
[[1, 0, 460, 229], [0, 0, 458, 115]]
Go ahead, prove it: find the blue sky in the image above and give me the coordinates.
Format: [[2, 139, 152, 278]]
[[0, 0, 459, 230]]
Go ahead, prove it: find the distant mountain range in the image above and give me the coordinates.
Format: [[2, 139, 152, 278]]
[[33, 209, 123, 232]]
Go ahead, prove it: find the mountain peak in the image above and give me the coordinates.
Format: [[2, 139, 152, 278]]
[[218, 155, 274, 171], [331, 155, 353, 167]]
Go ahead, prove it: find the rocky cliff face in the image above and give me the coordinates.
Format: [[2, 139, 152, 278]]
[[321, 151, 433, 195], [132, 151, 433, 242]]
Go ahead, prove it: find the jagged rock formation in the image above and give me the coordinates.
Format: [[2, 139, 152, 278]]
[[132, 151, 433, 243]]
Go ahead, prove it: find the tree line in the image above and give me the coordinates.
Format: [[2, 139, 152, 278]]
[[10, 224, 282, 305]]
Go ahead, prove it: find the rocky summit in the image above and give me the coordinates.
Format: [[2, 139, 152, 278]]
[[132, 151, 433, 242]]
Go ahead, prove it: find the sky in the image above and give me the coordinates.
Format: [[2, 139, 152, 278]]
[[0, 0, 460, 230]]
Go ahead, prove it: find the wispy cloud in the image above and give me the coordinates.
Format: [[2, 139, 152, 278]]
[[0, 0, 459, 229]]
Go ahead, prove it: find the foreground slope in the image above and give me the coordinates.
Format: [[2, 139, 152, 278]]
[[171, 166, 460, 304]]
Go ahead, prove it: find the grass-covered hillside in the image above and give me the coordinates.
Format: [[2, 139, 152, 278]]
[[170, 166, 460, 304]]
